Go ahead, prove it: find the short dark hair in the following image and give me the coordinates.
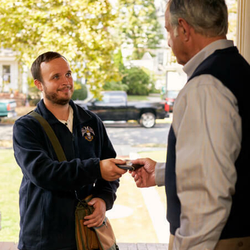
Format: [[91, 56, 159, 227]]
[[31, 51, 67, 82]]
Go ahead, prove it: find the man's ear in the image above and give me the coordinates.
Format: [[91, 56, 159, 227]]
[[178, 18, 190, 41], [34, 79, 43, 91]]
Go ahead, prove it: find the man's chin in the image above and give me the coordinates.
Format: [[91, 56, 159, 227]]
[[57, 92, 73, 105], [57, 98, 71, 105], [44, 92, 72, 106]]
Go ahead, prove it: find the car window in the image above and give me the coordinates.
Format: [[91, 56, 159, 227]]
[[95, 95, 110, 104], [95, 94, 126, 104], [109, 95, 126, 103]]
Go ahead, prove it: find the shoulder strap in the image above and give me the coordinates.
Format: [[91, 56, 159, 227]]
[[29, 111, 67, 162]]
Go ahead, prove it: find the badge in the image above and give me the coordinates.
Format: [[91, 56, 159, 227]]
[[81, 126, 95, 142]]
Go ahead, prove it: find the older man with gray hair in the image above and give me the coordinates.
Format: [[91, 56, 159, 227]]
[[132, 0, 250, 249]]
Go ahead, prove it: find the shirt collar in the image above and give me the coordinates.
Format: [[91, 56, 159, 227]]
[[183, 39, 234, 80], [36, 99, 91, 126]]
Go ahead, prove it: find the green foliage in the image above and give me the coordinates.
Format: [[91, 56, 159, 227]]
[[122, 66, 153, 95], [113, 48, 125, 72], [117, 0, 164, 60], [103, 81, 128, 91], [104, 48, 157, 94], [227, 0, 237, 42], [127, 95, 149, 101], [71, 82, 88, 100], [26, 76, 40, 105], [103, 48, 128, 91], [0, 0, 120, 97]]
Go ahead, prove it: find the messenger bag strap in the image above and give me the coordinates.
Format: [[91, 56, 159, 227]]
[[29, 111, 67, 162]]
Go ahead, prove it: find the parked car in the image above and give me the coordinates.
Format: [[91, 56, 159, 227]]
[[75, 91, 169, 128], [0, 99, 17, 120], [164, 90, 179, 113]]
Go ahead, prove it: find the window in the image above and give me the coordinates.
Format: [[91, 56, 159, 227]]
[[158, 52, 164, 65], [2, 65, 11, 84]]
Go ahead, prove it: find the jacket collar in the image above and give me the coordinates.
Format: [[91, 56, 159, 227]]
[[36, 99, 92, 126]]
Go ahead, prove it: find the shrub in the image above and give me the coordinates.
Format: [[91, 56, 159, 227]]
[[122, 67, 153, 95], [72, 83, 88, 100]]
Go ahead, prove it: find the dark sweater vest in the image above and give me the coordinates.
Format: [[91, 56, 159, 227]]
[[165, 46, 250, 239]]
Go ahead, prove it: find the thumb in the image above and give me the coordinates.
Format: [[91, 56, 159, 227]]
[[88, 200, 95, 206]]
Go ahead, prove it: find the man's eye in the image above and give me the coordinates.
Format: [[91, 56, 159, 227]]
[[53, 75, 59, 79], [66, 72, 72, 77]]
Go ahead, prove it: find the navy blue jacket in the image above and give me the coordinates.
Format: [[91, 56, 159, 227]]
[[165, 47, 250, 239], [13, 100, 119, 250]]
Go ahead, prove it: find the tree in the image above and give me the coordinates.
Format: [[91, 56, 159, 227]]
[[103, 48, 128, 91], [117, 0, 164, 60], [227, 0, 237, 42], [71, 81, 88, 100], [0, 0, 120, 97], [122, 66, 153, 95]]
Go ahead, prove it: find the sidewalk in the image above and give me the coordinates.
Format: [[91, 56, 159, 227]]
[[0, 242, 169, 250], [118, 243, 169, 250]]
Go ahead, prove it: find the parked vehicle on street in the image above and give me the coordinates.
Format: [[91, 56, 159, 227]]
[[164, 90, 179, 113], [0, 99, 17, 121], [75, 91, 169, 128]]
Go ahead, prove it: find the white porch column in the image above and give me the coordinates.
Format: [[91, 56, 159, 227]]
[[237, 0, 250, 63]]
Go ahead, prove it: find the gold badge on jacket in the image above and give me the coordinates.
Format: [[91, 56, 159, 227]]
[[81, 126, 95, 142]]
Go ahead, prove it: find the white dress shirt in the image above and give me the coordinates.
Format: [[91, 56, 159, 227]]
[[156, 40, 242, 250]]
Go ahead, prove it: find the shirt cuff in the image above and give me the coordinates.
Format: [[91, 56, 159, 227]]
[[155, 162, 165, 186]]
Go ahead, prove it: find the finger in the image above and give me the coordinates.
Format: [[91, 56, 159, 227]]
[[111, 174, 123, 181], [132, 173, 139, 181], [130, 171, 136, 177], [131, 168, 143, 176], [84, 214, 95, 220], [115, 168, 127, 175], [84, 219, 99, 228], [131, 158, 146, 165], [84, 216, 104, 227], [84, 213, 100, 223], [112, 164, 127, 175], [112, 158, 127, 165], [135, 181, 144, 188]]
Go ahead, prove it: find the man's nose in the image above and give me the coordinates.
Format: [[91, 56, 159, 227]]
[[62, 76, 71, 85]]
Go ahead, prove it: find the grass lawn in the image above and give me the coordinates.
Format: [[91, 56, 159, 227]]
[[127, 95, 149, 101], [0, 149, 22, 242]]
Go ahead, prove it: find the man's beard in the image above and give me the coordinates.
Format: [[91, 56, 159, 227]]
[[44, 85, 73, 105]]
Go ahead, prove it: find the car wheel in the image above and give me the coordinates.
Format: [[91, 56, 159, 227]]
[[140, 112, 155, 128]]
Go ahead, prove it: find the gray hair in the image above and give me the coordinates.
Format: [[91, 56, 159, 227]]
[[167, 0, 228, 37]]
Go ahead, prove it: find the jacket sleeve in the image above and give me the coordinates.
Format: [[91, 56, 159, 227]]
[[13, 115, 102, 193], [91, 116, 119, 210]]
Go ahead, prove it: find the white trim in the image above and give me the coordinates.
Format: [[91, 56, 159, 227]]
[[237, 0, 250, 63]]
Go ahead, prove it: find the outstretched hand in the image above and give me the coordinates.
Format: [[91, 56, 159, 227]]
[[130, 158, 157, 187], [100, 158, 127, 181]]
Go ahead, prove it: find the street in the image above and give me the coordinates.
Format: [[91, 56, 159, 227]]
[[105, 122, 170, 146], [0, 121, 171, 151]]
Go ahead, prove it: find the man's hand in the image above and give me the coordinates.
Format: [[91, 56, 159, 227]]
[[100, 158, 127, 181], [83, 198, 106, 228], [130, 158, 157, 187]]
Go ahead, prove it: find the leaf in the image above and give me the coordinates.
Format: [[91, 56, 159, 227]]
[[0, 0, 120, 96]]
